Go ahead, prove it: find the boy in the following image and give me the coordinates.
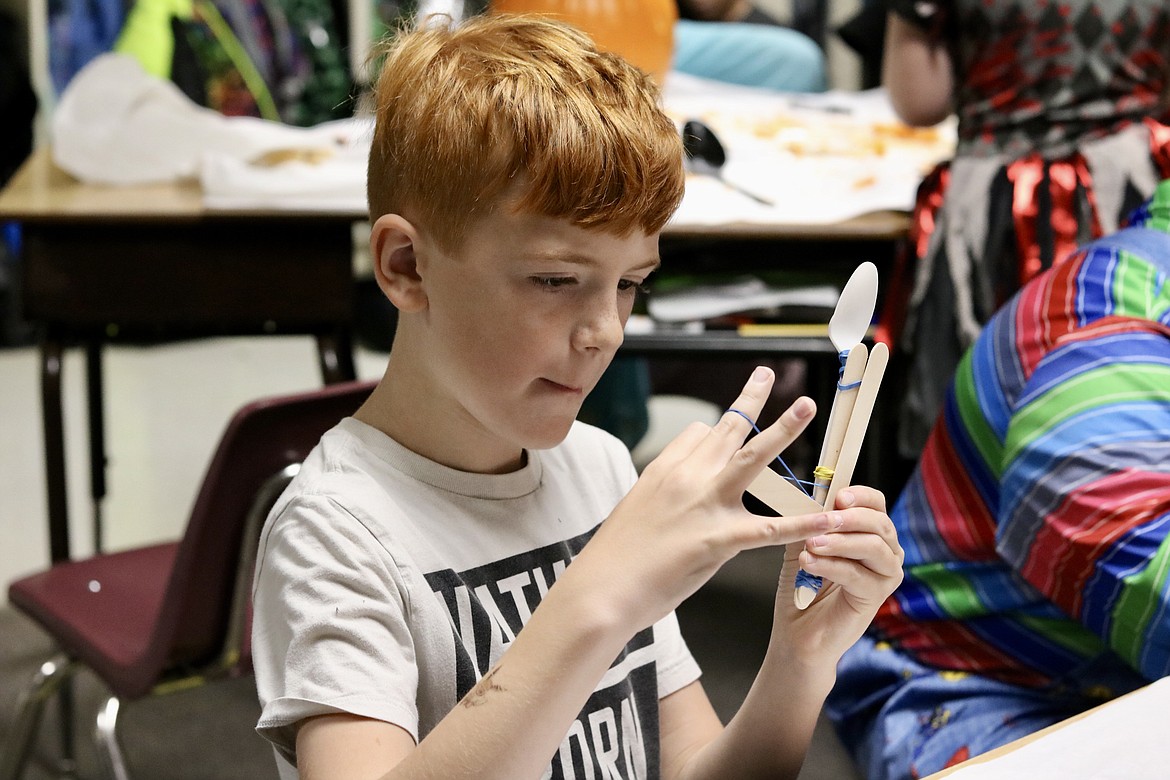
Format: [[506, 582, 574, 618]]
[[251, 14, 903, 780]]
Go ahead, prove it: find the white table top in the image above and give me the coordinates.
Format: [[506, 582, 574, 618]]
[[37, 54, 947, 235]]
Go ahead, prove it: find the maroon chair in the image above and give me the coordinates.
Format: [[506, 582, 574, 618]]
[[0, 380, 375, 780]]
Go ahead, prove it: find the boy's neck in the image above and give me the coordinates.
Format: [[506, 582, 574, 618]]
[[354, 355, 529, 476]]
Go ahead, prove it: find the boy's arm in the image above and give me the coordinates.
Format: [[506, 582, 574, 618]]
[[295, 567, 657, 780], [659, 486, 904, 780], [294, 368, 840, 780]]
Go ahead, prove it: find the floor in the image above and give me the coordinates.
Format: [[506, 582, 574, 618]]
[[0, 336, 859, 778]]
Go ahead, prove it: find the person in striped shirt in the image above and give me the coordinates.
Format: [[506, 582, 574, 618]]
[[826, 179, 1170, 780]]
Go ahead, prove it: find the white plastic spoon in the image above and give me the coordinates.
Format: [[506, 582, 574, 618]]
[[795, 261, 879, 609], [813, 261, 879, 504]]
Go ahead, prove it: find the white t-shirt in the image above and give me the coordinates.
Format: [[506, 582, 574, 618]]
[[252, 417, 701, 779]]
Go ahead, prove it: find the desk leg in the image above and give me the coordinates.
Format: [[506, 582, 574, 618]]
[[316, 328, 356, 385], [40, 334, 70, 563], [86, 342, 106, 555]]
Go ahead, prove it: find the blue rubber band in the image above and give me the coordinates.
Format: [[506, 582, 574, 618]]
[[837, 348, 862, 391], [726, 407, 813, 496]]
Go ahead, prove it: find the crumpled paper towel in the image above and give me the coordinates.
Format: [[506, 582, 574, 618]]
[[52, 53, 371, 212]]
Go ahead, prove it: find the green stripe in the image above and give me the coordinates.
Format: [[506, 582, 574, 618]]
[[910, 563, 987, 619], [1013, 613, 1104, 657], [1111, 255, 1162, 320], [954, 350, 1005, 477], [1006, 364, 1170, 464], [1144, 180, 1170, 232], [1149, 214, 1170, 233], [1111, 534, 1170, 669]]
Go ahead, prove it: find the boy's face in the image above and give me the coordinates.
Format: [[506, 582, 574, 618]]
[[412, 205, 660, 468]]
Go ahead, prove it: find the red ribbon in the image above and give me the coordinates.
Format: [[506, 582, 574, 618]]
[[1008, 158, 1044, 284], [1008, 155, 1101, 288], [878, 118, 1170, 348], [1147, 117, 1170, 177]]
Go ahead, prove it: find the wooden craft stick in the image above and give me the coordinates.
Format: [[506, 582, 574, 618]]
[[823, 341, 889, 510], [794, 342, 889, 610], [746, 467, 823, 518], [812, 344, 869, 507]]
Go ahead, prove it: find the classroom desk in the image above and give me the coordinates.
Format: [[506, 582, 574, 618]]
[[0, 149, 358, 563], [0, 148, 909, 565]]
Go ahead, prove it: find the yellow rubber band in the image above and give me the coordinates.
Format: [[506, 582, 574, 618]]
[[812, 466, 835, 483]]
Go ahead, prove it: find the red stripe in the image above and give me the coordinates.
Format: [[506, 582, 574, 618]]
[[1014, 253, 1086, 372], [1020, 472, 1169, 616], [919, 430, 997, 561], [1055, 317, 1170, 348], [877, 587, 1050, 687]]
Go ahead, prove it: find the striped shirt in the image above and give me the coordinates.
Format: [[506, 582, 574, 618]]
[[874, 179, 1170, 692]]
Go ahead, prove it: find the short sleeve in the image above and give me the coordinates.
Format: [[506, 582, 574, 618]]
[[251, 495, 423, 765], [996, 319, 1170, 680], [652, 610, 702, 698]]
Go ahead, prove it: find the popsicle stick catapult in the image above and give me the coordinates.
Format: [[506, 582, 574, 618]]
[[744, 262, 887, 610]]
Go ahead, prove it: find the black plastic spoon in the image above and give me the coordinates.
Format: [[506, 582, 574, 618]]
[[682, 119, 773, 206]]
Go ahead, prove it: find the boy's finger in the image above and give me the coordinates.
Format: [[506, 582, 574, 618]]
[[646, 420, 716, 471], [701, 366, 776, 461], [834, 485, 887, 514], [723, 509, 838, 552], [825, 506, 900, 556], [798, 538, 904, 596], [717, 395, 816, 495]]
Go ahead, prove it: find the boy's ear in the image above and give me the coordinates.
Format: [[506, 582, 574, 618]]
[[370, 213, 428, 312]]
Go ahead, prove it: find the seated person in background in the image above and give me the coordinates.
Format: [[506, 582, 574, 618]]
[[879, 0, 1170, 460], [251, 14, 903, 779], [673, 0, 827, 92], [826, 179, 1170, 780]]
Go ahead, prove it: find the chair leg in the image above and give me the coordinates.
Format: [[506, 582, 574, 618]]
[[0, 654, 78, 780], [93, 696, 131, 780]]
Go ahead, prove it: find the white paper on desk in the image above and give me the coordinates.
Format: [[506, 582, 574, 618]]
[[51, 52, 374, 211], [669, 126, 933, 226], [52, 54, 333, 184], [647, 276, 838, 323], [938, 676, 1170, 779], [200, 143, 369, 212], [663, 74, 954, 226]]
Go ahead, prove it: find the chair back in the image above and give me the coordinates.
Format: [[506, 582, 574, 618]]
[[145, 380, 375, 685]]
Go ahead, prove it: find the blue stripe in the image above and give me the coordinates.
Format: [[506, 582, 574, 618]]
[[984, 303, 1024, 435], [1002, 403, 1170, 522], [1137, 545, 1170, 677], [968, 566, 1037, 614], [1016, 332, 1170, 408], [894, 571, 952, 622], [1073, 250, 1105, 328], [970, 612, 1092, 677], [892, 469, 940, 567], [1083, 511, 1170, 640]]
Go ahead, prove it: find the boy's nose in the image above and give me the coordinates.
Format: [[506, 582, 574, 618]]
[[574, 303, 625, 353]]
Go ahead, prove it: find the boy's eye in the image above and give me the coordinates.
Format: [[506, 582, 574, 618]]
[[617, 279, 650, 295], [530, 276, 575, 290]]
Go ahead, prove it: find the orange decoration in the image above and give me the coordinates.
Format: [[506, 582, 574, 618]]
[[490, 0, 677, 85]]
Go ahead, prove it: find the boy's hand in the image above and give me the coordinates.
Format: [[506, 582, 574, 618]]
[[569, 366, 839, 634], [774, 485, 904, 665]]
